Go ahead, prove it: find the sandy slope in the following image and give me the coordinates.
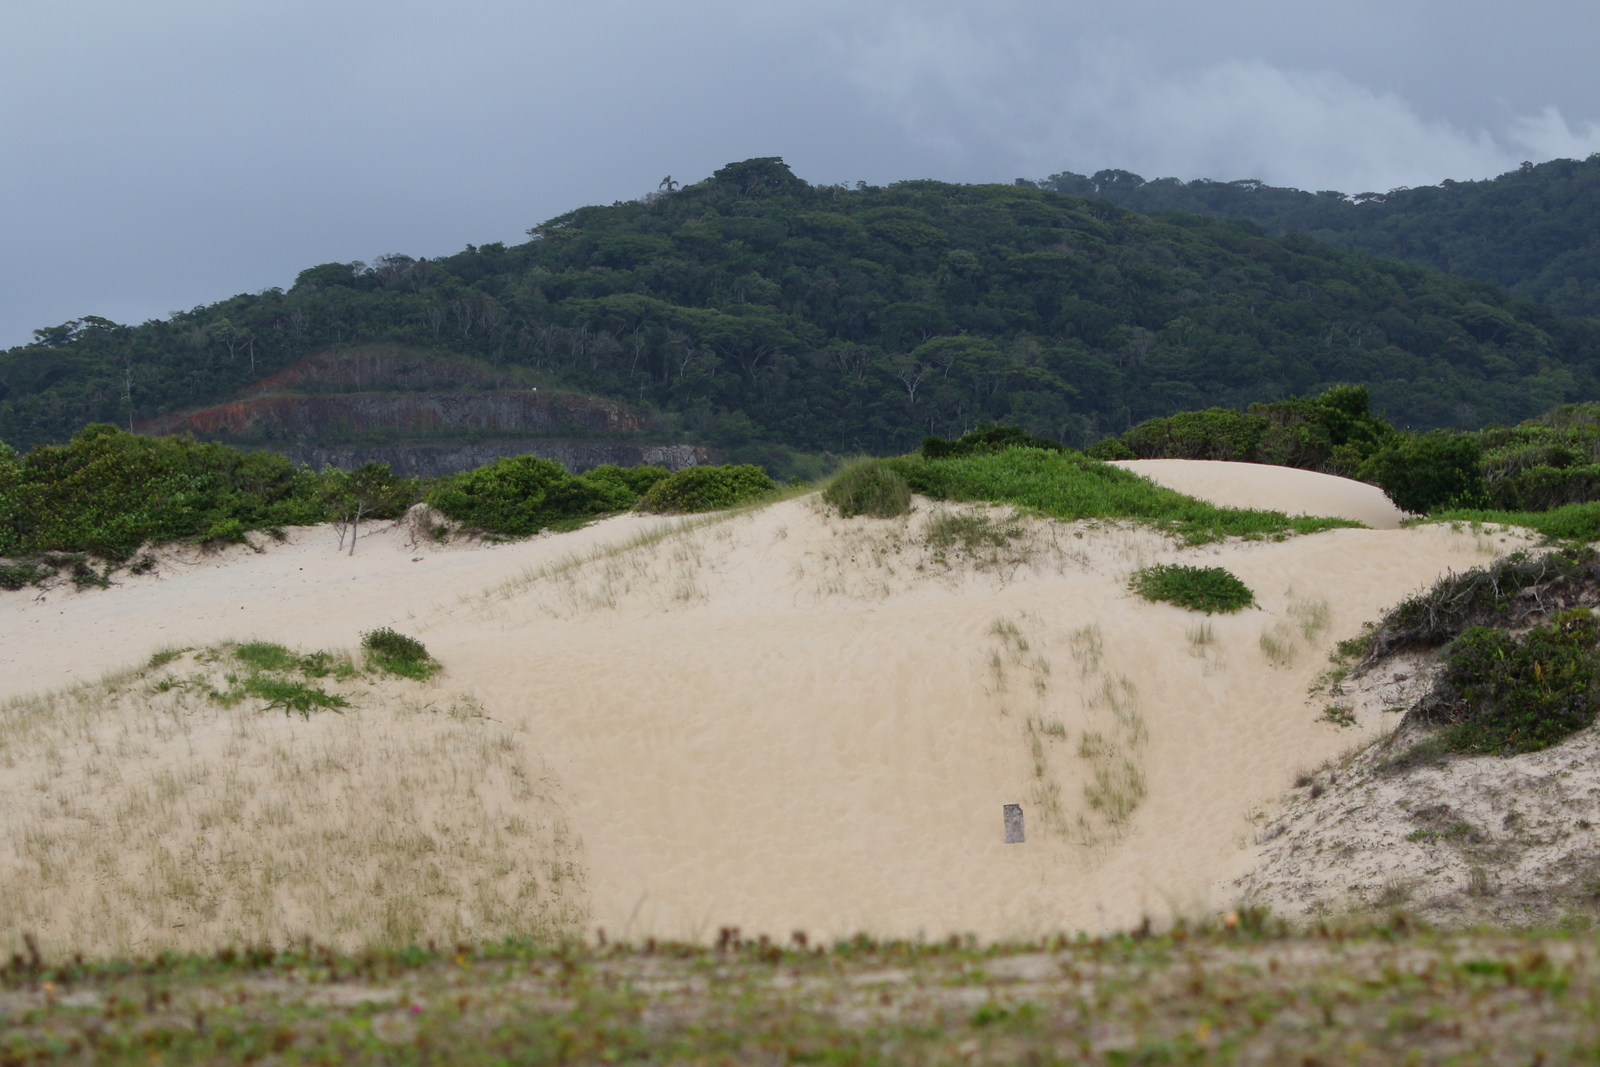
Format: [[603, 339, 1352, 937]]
[[1114, 459, 1409, 529], [0, 465, 1523, 955]]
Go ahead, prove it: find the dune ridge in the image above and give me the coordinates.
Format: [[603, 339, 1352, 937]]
[[0, 466, 1527, 956]]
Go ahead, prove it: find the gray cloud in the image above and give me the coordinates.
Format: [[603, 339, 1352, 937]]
[[2, 0, 1597, 347]]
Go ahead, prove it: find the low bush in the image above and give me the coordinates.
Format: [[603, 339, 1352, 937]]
[[0, 424, 325, 561], [637, 464, 777, 513], [823, 459, 911, 518], [1087, 385, 1398, 476], [1361, 548, 1600, 666], [362, 627, 440, 680], [579, 464, 671, 510], [1130, 564, 1257, 613], [425, 455, 614, 536], [891, 448, 1358, 544], [1426, 610, 1599, 754]]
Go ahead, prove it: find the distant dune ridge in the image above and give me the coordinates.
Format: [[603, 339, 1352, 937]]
[[0, 462, 1533, 957]]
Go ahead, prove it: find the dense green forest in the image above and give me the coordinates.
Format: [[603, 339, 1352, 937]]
[[1038, 156, 1600, 318], [4, 157, 1599, 463]]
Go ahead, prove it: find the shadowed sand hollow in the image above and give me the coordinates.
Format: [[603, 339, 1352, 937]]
[[0, 463, 1522, 956]]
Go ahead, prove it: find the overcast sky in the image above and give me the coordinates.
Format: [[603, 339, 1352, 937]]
[[3, 0, 1597, 348]]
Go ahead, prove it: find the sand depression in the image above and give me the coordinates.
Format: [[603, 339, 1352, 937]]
[[0, 463, 1520, 956]]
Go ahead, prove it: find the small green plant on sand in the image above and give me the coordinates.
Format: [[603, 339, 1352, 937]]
[[362, 627, 441, 680], [242, 676, 350, 719], [1131, 564, 1256, 614], [822, 459, 911, 518]]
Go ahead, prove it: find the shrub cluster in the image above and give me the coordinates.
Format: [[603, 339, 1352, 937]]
[[1130, 564, 1257, 614], [0, 424, 330, 561], [424, 456, 624, 537], [637, 464, 777, 513], [0, 425, 699, 580], [1361, 548, 1600, 666], [823, 459, 911, 518], [1354, 549, 1600, 757], [1087, 385, 1398, 476], [1429, 610, 1599, 754]]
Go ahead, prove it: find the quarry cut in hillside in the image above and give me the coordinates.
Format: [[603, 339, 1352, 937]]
[[0, 462, 1543, 958], [133, 346, 706, 475]]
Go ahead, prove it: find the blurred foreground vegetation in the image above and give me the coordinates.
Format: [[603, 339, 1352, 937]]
[[4, 922, 1600, 1064]]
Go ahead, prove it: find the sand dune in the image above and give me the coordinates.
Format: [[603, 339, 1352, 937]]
[[1114, 459, 1409, 529], [0, 464, 1523, 956]]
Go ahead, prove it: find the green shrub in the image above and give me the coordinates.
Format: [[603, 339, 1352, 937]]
[[425, 455, 612, 536], [1360, 431, 1486, 513], [921, 424, 1064, 460], [892, 448, 1358, 544], [0, 424, 325, 561], [1434, 611, 1599, 754], [578, 464, 671, 510], [1088, 386, 1398, 475], [362, 627, 440, 680], [1130, 564, 1257, 613], [637, 464, 777, 513], [823, 459, 912, 518], [1483, 463, 1600, 511]]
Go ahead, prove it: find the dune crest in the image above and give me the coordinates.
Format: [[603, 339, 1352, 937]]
[[1114, 459, 1408, 529]]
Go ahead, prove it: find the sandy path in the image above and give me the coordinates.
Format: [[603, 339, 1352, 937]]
[[1114, 459, 1408, 528], [0, 467, 1521, 949]]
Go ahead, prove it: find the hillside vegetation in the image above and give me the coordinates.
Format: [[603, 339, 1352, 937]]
[[1045, 155, 1600, 318], [0, 425, 768, 584], [4, 157, 1597, 465]]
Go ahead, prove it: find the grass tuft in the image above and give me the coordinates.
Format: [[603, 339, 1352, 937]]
[[822, 459, 911, 519]]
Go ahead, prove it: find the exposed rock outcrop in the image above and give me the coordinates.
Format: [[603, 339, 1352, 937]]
[[136, 390, 642, 439]]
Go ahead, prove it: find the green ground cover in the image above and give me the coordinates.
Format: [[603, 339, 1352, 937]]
[[889, 447, 1360, 543]]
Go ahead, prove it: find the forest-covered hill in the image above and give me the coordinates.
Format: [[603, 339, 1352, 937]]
[[4, 157, 1599, 466], [1040, 155, 1600, 318]]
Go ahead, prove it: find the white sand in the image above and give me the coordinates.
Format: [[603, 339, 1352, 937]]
[[1114, 459, 1408, 529], [0, 466, 1523, 955]]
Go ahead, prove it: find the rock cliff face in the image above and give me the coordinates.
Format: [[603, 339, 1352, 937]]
[[136, 390, 642, 439], [264, 440, 706, 477]]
